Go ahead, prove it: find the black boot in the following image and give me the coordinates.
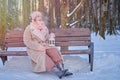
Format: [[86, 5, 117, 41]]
[[52, 66, 68, 79], [64, 71, 73, 77], [57, 69, 68, 79], [56, 63, 73, 78], [56, 63, 64, 71], [56, 63, 69, 79]]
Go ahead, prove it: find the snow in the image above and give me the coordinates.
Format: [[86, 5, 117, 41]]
[[0, 33, 120, 80], [67, 1, 83, 17]]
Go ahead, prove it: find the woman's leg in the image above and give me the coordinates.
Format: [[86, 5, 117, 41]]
[[46, 54, 56, 71], [46, 48, 63, 65], [46, 54, 68, 79], [46, 48, 73, 78]]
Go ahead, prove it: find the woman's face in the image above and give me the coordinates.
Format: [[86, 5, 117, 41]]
[[35, 15, 45, 28], [35, 15, 42, 22], [31, 11, 46, 29]]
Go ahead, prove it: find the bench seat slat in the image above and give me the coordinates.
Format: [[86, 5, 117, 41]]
[[0, 49, 90, 56], [0, 51, 27, 56], [61, 50, 90, 54]]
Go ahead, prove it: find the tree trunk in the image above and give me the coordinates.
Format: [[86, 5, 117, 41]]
[[60, 0, 69, 28], [54, 0, 61, 28], [38, 0, 44, 12], [0, 0, 6, 49], [49, 0, 54, 28], [22, 0, 29, 28]]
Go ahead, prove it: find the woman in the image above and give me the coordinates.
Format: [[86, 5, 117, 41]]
[[23, 11, 72, 79]]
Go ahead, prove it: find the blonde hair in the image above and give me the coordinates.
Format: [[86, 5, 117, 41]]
[[29, 11, 42, 20], [29, 11, 49, 27]]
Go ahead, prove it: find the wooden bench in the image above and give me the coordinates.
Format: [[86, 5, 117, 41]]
[[0, 28, 94, 71]]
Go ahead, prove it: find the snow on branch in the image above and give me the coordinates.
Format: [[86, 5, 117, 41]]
[[67, 0, 84, 18], [66, 15, 85, 27]]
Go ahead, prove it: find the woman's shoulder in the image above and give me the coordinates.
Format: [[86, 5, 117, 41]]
[[25, 24, 35, 30], [24, 25, 34, 34], [25, 25, 31, 29]]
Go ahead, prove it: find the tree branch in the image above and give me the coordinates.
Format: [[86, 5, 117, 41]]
[[67, 0, 85, 18], [67, 15, 85, 27]]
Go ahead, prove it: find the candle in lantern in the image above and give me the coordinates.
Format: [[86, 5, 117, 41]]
[[49, 33, 55, 46]]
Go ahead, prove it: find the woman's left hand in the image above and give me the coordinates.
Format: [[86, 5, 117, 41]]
[[50, 33, 55, 37]]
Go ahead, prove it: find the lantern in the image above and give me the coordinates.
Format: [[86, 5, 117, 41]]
[[49, 35, 55, 46]]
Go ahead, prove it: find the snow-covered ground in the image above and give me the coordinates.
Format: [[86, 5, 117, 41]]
[[0, 33, 120, 80]]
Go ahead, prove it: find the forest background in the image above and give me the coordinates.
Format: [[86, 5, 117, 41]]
[[0, 0, 120, 48]]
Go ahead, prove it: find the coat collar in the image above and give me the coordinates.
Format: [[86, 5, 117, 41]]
[[30, 25, 48, 41]]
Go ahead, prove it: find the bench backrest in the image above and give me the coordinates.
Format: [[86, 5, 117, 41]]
[[51, 28, 91, 46], [4, 30, 25, 47], [3, 28, 91, 48]]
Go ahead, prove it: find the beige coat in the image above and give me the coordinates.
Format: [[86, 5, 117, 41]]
[[23, 25, 50, 72]]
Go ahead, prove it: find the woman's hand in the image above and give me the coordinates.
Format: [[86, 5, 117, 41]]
[[50, 33, 55, 37]]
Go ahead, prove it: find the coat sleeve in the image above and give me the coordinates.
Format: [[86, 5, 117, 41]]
[[23, 26, 43, 51]]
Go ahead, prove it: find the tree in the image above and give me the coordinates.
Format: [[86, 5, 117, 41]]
[[0, 0, 120, 48]]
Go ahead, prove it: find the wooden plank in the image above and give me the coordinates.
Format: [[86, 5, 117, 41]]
[[50, 28, 90, 37], [5, 28, 90, 37], [5, 37, 90, 43], [4, 42, 25, 47], [6, 30, 24, 35], [56, 36, 90, 41], [0, 50, 90, 56], [5, 41, 90, 47], [5, 38, 23, 43], [5, 33, 23, 38], [61, 50, 90, 54], [0, 51, 27, 56], [56, 41, 90, 46], [5, 30, 24, 38]]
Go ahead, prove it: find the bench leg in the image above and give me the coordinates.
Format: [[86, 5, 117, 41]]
[[89, 53, 93, 71], [88, 43, 94, 71], [0, 56, 7, 65], [89, 54, 90, 64]]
